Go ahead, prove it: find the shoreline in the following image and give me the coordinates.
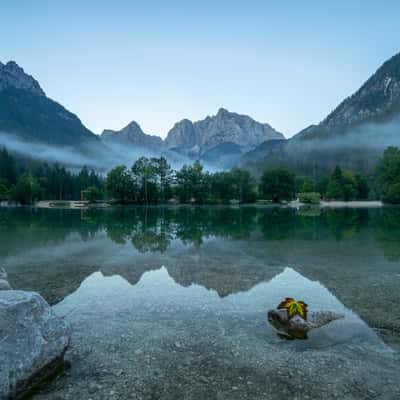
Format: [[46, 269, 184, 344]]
[[0, 199, 387, 210]]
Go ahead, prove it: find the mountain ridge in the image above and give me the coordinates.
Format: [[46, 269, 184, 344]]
[[0, 61, 45, 96], [100, 108, 284, 167], [101, 120, 164, 152], [242, 51, 400, 174], [165, 107, 284, 162]]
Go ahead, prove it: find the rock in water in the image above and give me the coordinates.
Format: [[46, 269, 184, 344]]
[[0, 267, 7, 280], [0, 279, 12, 290], [0, 268, 12, 291], [267, 308, 344, 339], [0, 291, 70, 399]]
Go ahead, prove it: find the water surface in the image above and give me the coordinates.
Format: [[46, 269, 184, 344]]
[[1, 206, 399, 399]]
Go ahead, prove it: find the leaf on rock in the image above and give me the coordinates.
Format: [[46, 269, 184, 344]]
[[277, 297, 308, 320]]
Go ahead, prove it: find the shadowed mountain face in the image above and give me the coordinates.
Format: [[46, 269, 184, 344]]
[[242, 52, 400, 174], [0, 61, 101, 149]]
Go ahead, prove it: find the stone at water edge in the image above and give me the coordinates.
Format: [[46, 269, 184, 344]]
[[0, 268, 6, 279], [0, 279, 12, 290], [0, 291, 70, 399], [0, 268, 12, 290], [267, 308, 344, 339]]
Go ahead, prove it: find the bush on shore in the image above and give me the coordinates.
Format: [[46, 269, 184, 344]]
[[298, 192, 321, 204]]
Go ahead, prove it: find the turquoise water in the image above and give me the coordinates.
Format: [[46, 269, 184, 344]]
[[1, 206, 399, 399]]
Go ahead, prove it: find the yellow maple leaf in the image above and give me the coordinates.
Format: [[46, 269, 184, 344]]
[[277, 297, 308, 320]]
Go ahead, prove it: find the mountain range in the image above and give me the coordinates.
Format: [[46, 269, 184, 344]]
[[101, 108, 284, 167], [1, 52, 400, 173]]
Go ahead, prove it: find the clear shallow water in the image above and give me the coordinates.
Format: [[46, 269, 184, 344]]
[[1, 206, 400, 399]]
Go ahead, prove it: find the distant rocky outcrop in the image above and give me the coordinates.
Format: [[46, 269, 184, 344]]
[[0, 291, 70, 399], [101, 120, 164, 153], [165, 108, 284, 162]]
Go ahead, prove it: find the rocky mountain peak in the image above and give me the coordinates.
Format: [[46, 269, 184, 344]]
[[101, 120, 164, 151], [216, 107, 229, 118], [322, 52, 400, 129], [164, 119, 197, 150], [165, 108, 284, 158], [0, 61, 45, 96]]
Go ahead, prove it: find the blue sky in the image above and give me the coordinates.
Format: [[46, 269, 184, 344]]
[[1, 1, 399, 138]]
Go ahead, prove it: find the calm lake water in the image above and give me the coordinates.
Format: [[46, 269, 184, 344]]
[[1, 206, 400, 399]]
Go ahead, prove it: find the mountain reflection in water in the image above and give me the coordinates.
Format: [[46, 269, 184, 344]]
[[55, 266, 386, 350], [2, 206, 400, 399], [36, 265, 399, 400], [1, 206, 400, 350]]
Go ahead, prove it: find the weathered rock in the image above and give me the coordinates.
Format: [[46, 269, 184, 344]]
[[0, 61, 45, 96], [0, 279, 12, 290], [165, 108, 284, 158], [0, 268, 11, 291], [101, 120, 164, 153], [0, 268, 7, 280], [0, 291, 70, 399], [267, 308, 344, 339]]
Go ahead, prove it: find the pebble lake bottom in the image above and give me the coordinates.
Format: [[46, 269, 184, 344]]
[[1, 206, 400, 399]]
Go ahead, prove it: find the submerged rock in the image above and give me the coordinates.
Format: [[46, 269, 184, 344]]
[[0, 279, 12, 290], [0, 291, 70, 399], [0, 268, 12, 291], [267, 308, 344, 339], [0, 267, 7, 280]]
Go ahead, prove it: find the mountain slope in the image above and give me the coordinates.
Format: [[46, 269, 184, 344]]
[[0, 61, 101, 149], [101, 121, 164, 153], [242, 52, 400, 174], [165, 108, 284, 162], [306, 52, 400, 134]]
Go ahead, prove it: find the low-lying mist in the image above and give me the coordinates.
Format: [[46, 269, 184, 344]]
[[0, 131, 224, 174], [0, 132, 110, 172], [296, 117, 400, 150]]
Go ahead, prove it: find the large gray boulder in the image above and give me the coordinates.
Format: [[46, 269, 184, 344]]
[[0, 291, 70, 399]]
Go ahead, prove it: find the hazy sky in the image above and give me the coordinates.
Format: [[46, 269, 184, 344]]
[[1, 1, 399, 138]]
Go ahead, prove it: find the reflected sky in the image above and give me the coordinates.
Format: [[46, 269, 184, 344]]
[[2, 206, 400, 399], [1, 206, 400, 351], [35, 265, 399, 399], [55, 266, 386, 350]]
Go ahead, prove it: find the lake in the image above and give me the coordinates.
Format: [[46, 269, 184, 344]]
[[1, 206, 400, 399]]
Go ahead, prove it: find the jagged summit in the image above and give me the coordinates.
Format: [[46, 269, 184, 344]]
[[165, 107, 284, 158], [0, 60, 45, 96], [101, 120, 164, 151]]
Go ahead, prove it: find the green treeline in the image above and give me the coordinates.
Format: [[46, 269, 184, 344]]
[[105, 158, 256, 205], [1, 146, 400, 205], [104, 148, 400, 204], [0, 147, 102, 204]]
